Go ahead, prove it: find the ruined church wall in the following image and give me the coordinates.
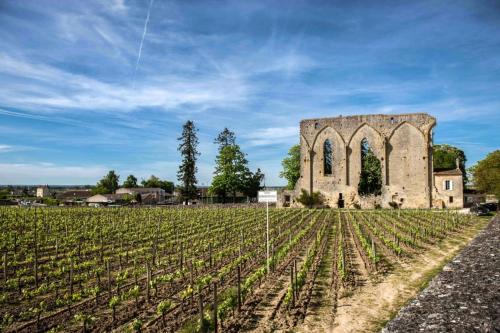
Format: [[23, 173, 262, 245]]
[[292, 113, 436, 209]]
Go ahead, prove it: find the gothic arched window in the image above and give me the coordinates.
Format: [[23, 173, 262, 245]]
[[324, 139, 333, 175], [358, 138, 382, 196]]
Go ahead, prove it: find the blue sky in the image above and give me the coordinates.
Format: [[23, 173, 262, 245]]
[[0, 0, 499, 185]]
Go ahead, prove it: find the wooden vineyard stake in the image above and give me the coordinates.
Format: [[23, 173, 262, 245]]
[[293, 258, 298, 299], [107, 260, 111, 297], [146, 262, 151, 302], [237, 265, 241, 311], [290, 264, 295, 307], [213, 283, 218, 333]]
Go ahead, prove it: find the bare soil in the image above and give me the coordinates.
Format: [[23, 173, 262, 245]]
[[292, 217, 490, 333]]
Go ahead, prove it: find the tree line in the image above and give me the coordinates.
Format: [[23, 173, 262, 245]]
[[93, 121, 264, 204]]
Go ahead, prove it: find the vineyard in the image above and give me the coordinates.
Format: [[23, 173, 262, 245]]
[[0, 206, 484, 332]]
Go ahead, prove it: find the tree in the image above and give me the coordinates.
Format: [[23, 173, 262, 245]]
[[210, 129, 262, 202], [433, 144, 468, 183], [280, 144, 301, 190], [214, 128, 236, 149], [93, 170, 119, 194], [242, 168, 264, 198], [358, 139, 382, 196], [471, 150, 500, 201], [123, 175, 138, 188], [210, 145, 249, 202], [141, 175, 174, 193], [177, 121, 199, 204]]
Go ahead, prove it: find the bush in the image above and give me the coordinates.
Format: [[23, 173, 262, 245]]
[[353, 203, 361, 209], [389, 201, 399, 209], [296, 189, 323, 208]]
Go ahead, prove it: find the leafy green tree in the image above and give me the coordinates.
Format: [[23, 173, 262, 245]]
[[141, 175, 174, 193], [93, 170, 119, 194], [433, 144, 467, 183], [471, 150, 500, 201], [358, 139, 382, 196], [280, 144, 301, 190], [214, 128, 236, 149], [242, 168, 264, 198], [177, 121, 199, 204], [210, 129, 262, 202], [210, 145, 249, 202], [0, 189, 9, 199], [123, 175, 138, 188]]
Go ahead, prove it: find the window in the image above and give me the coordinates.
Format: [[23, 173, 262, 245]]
[[323, 139, 333, 175], [358, 138, 382, 196], [444, 180, 453, 191], [314, 122, 320, 129], [449, 196, 453, 203]]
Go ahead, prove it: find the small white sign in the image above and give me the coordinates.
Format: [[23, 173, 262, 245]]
[[258, 190, 278, 203]]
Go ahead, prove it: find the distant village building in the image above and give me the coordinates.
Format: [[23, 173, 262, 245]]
[[86, 193, 127, 206], [55, 189, 92, 205], [116, 187, 166, 203], [281, 113, 464, 209], [36, 185, 50, 198]]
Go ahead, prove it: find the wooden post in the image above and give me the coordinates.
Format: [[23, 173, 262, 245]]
[[69, 258, 74, 295], [290, 264, 295, 307], [198, 292, 204, 331], [237, 265, 241, 311], [213, 283, 218, 333], [293, 259, 298, 298], [107, 260, 111, 297], [3, 252, 7, 284], [146, 262, 151, 302], [209, 243, 212, 267]]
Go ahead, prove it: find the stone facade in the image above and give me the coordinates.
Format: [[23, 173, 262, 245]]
[[432, 169, 464, 208], [280, 113, 463, 209]]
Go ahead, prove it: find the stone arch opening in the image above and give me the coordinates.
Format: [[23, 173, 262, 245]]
[[358, 138, 382, 196]]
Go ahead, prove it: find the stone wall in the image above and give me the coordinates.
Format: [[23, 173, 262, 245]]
[[284, 113, 437, 209]]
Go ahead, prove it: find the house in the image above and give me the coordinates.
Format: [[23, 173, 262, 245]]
[[86, 193, 127, 206], [36, 185, 50, 198], [55, 189, 92, 205], [116, 187, 166, 204], [432, 168, 464, 209]]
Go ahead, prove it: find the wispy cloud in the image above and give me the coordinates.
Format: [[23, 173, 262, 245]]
[[133, 0, 155, 88]]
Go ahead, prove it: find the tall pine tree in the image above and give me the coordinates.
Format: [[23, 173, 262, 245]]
[[177, 121, 199, 204]]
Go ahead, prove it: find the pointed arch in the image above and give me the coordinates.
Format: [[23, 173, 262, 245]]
[[388, 121, 425, 141], [312, 125, 345, 150], [347, 123, 382, 147]]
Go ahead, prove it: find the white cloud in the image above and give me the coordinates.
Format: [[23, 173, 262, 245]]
[[0, 163, 108, 185], [0, 145, 13, 153], [0, 54, 249, 113], [243, 126, 299, 146]]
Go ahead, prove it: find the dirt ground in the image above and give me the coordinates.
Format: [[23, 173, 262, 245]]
[[294, 217, 490, 333]]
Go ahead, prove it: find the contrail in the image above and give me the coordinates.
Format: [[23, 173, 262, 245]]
[[133, 0, 154, 88]]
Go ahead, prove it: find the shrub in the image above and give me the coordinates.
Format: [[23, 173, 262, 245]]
[[389, 201, 399, 209], [296, 189, 323, 207]]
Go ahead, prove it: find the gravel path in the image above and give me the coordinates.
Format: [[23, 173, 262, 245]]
[[383, 215, 500, 333]]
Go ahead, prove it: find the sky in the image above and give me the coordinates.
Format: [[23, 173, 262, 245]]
[[0, 0, 499, 186]]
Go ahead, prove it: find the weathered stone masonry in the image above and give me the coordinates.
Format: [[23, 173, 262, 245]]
[[283, 113, 443, 209]]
